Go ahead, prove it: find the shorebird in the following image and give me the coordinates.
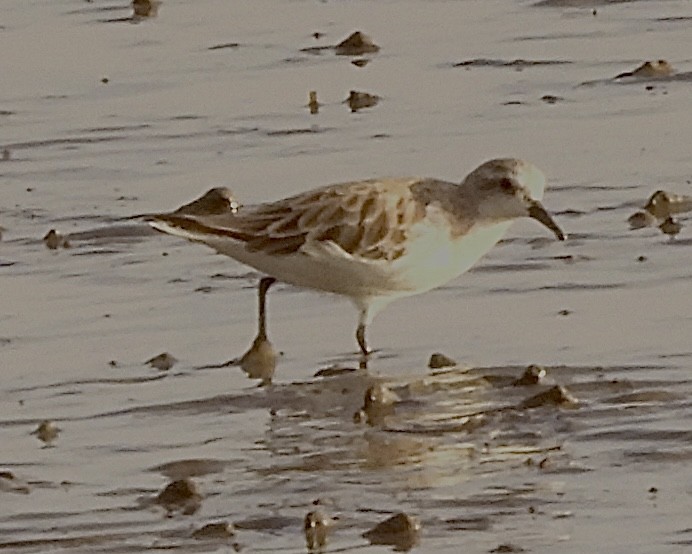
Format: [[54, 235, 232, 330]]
[[149, 158, 565, 358]]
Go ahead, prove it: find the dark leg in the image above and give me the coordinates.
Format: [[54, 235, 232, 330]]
[[236, 276, 278, 384], [196, 276, 277, 375], [356, 323, 368, 356], [356, 322, 370, 370], [257, 277, 276, 338]]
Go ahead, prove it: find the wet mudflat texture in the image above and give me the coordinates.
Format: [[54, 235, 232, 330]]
[[1, 0, 691, 552]]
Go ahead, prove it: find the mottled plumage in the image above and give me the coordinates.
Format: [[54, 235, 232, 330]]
[[150, 158, 564, 356]]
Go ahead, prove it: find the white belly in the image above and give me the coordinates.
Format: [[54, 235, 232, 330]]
[[178, 220, 513, 300]]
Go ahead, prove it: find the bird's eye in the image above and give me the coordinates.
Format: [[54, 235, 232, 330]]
[[499, 178, 514, 193]]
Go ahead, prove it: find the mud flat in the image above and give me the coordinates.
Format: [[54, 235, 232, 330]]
[[2, 0, 691, 552]]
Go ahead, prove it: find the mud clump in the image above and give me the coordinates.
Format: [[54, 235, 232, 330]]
[[43, 229, 70, 250], [628, 189, 692, 238], [0, 471, 30, 495], [490, 543, 526, 553], [659, 216, 682, 239], [132, 0, 160, 19], [520, 385, 578, 409], [192, 521, 235, 540], [628, 210, 657, 230], [345, 90, 380, 112], [351, 58, 370, 68], [31, 420, 61, 446], [146, 352, 177, 371], [172, 187, 240, 216], [335, 31, 380, 56], [363, 512, 421, 551], [304, 508, 334, 551], [155, 478, 202, 515], [308, 91, 320, 115], [644, 190, 692, 220], [428, 352, 457, 369], [541, 94, 563, 104], [615, 60, 674, 80], [354, 382, 399, 426], [513, 364, 547, 386]]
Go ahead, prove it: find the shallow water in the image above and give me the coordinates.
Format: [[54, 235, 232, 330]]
[[1, 0, 691, 552]]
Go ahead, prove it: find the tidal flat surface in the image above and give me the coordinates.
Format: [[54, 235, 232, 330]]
[[1, 0, 691, 552]]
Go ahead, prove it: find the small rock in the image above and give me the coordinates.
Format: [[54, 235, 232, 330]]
[[146, 352, 177, 371], [334, 31, 380, 56], [304, 508, 333, 551], [308, 91, 320, 115], [344, 90, 379, 112], [615, 60, 674, 80], [513, 364, 546, 386], [520, 385, 578, 409], [192, 521, 235, 540], [314, 365, 358, 378], [155, 478, 202, 515], [351, 58, 370, 68], [356, 383, 399, 426], [659, 216, 682, 239], [0, 471, 30, 495], [353, 409, 367, 424], [490, 544, 525, 553], [363, 512, 420, 551], [173, 187, 240, 216], [43, 229, 69, 250], [31, 420, 60, 445], [540, 94, 563, 104], [558, 309, 571, 316], [637, 255, 647, 262], [132, 0, 160, 18], [627, 210, 656, 230], [644, 190, 692, 220], [207, 42, 240, 51], [428, 352, 457, 369]]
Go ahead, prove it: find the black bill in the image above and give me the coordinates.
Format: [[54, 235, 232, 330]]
[[528, 201, 566, 241]]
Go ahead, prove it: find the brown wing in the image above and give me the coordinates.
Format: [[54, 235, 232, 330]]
[[158, 179, 431, 261]]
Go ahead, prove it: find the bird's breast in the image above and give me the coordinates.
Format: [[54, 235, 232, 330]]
[[392, 220, 513, 293]]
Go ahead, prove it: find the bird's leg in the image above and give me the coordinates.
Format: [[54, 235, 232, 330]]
[[356, 323, 368, 356], [257, 277, 276, 338], [356, 309, 370, 369], [236, 276, 278, 384], [196, 276, 277, 375], [356, 324, 369, 369]]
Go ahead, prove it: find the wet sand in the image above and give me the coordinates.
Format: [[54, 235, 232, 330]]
[[1, 1, 691, 552]]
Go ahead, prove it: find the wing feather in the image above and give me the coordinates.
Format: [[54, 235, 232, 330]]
[[153, 179, 439, 262]]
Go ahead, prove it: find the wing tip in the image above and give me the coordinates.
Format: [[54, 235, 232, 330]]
[[147, 215, 200, 242]]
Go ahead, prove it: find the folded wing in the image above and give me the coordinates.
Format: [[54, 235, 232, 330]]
[[151, 179, 431, 262]]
